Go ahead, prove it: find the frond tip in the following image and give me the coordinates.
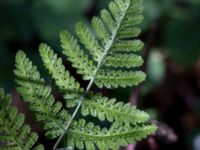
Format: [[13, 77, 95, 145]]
[[0, 88, 44, 150], [61, 0, 146, 88]]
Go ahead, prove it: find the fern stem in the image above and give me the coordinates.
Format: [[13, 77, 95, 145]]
[[53, 65, 99, 150], [53, 95, 85, 150], [53, 1, 131, 149]]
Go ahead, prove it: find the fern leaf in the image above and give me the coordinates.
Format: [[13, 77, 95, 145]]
[[92, 17, 110, 45], [14, 51, 155, 149], [81, 94, 149, 124], [38, 45, 148, 125], [0, 88, 44, 150], [105, 53, 143, 68], [66, 119, 157, 150], [12, 0, 157, 149], [110, 39, 144, 52], [14, 51, 70, 139], [61, 0, 146, 88], [100, 9, 116, 33], [39, 43, 84, 99], [65, 93, 149, 124], [118, 27, 141, 39], [60, 31, 95, 80], [95, 70, 146, 88], [76, 22, 103, 62]]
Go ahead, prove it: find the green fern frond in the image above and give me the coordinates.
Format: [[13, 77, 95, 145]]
[[80, 94, 149, 124], [66, 119, 157, 150], [60, 0, 146, 88], [38, 45, 148, 125], [0, 88, 44, 150], [38, 45, 155, 149], [60, 31, 95, 80], [39, 43, 84, 99], [14, 50, 156, 150], [14, 51, 71, 139], [76, 22, 104, 62], [12, 0, 157, 149]]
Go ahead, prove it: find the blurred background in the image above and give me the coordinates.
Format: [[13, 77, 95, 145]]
[[0, 0, 200, 150]]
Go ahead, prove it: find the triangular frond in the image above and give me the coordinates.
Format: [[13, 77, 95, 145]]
[[11, 0, 157, 149], [61, 0, 146, 88]]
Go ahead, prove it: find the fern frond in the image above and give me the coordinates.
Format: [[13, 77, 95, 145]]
[[66, 119, 157, 150], [38, 45, 148, 125], [60, 0, 146, 88], [60, 31, 95, 80], [0, 88, 44, 150], [12, 0, 157, 149], [14, 50, 155, 149], [100, 9, 116, 34], [14, 51, 70, 139], [81, 94, 149, 124], [65, 93, 149, 124], [39, 43, 84, 100], [76, 22, 104, 62]]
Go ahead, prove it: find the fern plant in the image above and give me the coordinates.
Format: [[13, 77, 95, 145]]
[[1, 0, 157, 149], [0, 88, 44, 150]]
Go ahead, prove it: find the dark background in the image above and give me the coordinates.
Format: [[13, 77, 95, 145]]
[[0, 0, 200, 149]]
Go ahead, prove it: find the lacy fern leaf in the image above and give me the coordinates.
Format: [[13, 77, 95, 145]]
[[0, 88, 44, 150], [60, 0, 146, 88], [80, 94, 149, 124], [12, 0, 157, 149], [15, 51, 70, 139], [39, 44, 149, 125], [66, 120, 156, 150], [15, 49, 157, 150]]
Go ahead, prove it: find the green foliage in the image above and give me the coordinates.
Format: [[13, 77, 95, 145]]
[[0, 0, 157, 149], [60, 0, 146, 88], [0, 88, 44, 150], [80, 94, 150, 124], [39, 44, 149, 125], [66, 120, 156, 150], [15, 51, 70, 139], [14, 49, 156, 150]]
